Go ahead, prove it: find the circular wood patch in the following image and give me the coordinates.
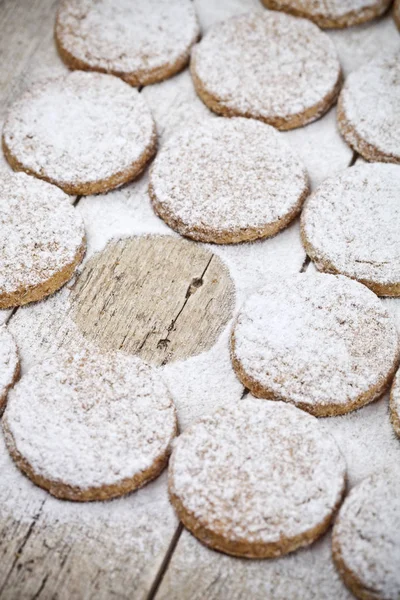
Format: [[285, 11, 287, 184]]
[[71, 235, 235, 366]]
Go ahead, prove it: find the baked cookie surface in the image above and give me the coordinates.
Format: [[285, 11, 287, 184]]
[[190, 11, 342, 130], [301, 163, 400, 296], [149, 118, 309, 244], [0, 327, 19, 414], [0, 172, 85, 308], [2, 71, 156, 195], [55, 0, 200, 86], [231, 273, 399, 417], [261, 0, 392, 29], [332, 474, 400, 600], [2, 349, 177, 501], [337, 51, 400, 164], [169, 398, 346, 558], [390, 368, 400, 437]]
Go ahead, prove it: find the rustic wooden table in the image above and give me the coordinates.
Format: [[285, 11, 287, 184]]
[[0, 0, 399, 598]]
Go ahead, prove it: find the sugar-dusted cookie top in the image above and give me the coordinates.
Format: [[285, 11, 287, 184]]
[[337, 51, 400, 164], [231, 273, 399, 416], [3, 71, 156, 195], [0, 327, 19, 414], [0, 172, 85, 308], [149, 118, 309, 244], [169, 398, 346, 558], [191, 11, 342, 130], [261, 0, 392, 29], [3, 348, 177, 501], [55, 0, 200, 86], [333, 473, 400, 600], [301, 163, 400, 296]]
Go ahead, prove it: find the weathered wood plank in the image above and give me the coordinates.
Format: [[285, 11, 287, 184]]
[[71, 236, 235, 366]]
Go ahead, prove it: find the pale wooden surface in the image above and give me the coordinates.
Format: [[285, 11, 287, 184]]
[[0, 0, 399, 599]]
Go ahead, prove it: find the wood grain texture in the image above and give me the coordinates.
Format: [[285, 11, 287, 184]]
[[71, 236, 235, 366]]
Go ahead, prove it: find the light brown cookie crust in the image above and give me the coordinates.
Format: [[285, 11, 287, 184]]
[[0, 172, 87, 308], [3, 419, 177, 502], [2, 71, 157, 196], [337, 53, 400, 165], [191, 58, 342, 132], [3, 350, 178, 502], [260, 0, 392, 29], [168, 399, 346, 558], [0, 242, 86, 309], [337, 97, 400, 165], [230, 274, 400, 417], [190, 12, 343, 131], [300, 164, 400, 297], [332, 475, 400, 600], [54, 0, 200, 87], [2, 135, 156, 197], [148, 118, 310, 244]]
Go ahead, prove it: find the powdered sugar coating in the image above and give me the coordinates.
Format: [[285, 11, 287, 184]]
[[191, 11, 342, 130], [169, 398, 346, 556], [0, 171, 85, 303], [338, 51, 400, 163], [301, 164, 400, 296], [149, 118, 309, 243], [3, 349, 177, 497], [2, 71, 156, 193], [0, 326, 19, 413], [232, 273, 400, 416], [261, 0, 391, 28], [56, 0, 200, 85], [333, 474, 400, 600]]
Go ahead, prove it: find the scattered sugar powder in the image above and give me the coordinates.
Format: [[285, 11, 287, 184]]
[[301, 163, 400, 291], [338, 50, 400, 160], [0, 326, 19, 412], [2, 71, 156, 187], [170, 398, 345, 547], [3, 347, 177, 491], [0, 171, 85, 295], [149, 117, 309, 242], [390, 367, 400, 436], [333, 472, 400, 600], [191, 11, 341, 126], [56, 0, 199, 84], [232, 272, 400, 414]]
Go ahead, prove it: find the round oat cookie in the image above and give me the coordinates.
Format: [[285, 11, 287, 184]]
[[0, 172, 85, 308], [55, 0, 200, 86], [231, 273, 400, 417], [261, 0, 392, 29], [2, 349, 178, 501], [169, 398, 346, 558], [332, 474, 400, 600], [390, 368, 400, 437], [2, 71, 156, 195], [149, 118, 309, 244], [190, 11, 342, 131], [301, 163, 400, 297], [337, 52, 400, 164], [0, 327, 19, 415]]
